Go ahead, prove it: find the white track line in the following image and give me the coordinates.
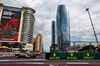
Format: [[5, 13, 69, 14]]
[[1, 62, 44, 64], [33, 59, 46, 61], [17, 62, 44, 64], [0, 59, 46, 62], [0, 60, 10, 62], [67, 62, 89, 64]]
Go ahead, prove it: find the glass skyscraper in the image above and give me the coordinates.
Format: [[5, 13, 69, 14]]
[[56, 5, 70, 52], [52, 21, 57, 45], [50, 21, 58, 52]]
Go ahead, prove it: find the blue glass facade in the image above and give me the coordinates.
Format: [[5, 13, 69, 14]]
[[56, 5, 70, 52], [52, 21, 57, 45], [50, 21, 58, 52]]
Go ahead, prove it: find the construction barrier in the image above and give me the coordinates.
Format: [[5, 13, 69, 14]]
[[45, 52, 100, 60]]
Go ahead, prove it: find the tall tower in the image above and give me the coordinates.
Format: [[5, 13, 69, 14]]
[[50, 21, 58, 52], [35, 34, 43, 53], [52, 21, 57, 45], [56, 5, 70, 52]]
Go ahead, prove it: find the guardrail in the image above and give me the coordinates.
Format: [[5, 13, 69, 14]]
[[55, 41, 100, 52]]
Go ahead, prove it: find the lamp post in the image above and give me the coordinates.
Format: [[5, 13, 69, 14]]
[[86, 8, 100, 49]]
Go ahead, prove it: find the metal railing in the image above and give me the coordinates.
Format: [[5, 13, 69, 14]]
[[67, 41, 100, 52]]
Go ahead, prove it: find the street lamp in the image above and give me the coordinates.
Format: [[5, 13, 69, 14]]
[[86, 8, 100, 49]]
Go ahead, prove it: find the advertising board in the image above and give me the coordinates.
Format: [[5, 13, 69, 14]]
[[0, 6, 22, 41], [46, 52, 100, 60]]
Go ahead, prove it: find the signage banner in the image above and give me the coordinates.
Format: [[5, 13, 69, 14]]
[[46, 52, 100, 60], [0, 6, 22, 41]]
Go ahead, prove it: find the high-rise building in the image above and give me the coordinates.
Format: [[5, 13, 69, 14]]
[[0, 3, 36, 52], [56, 5, 70, 52], [50, 21, 58, 52], [52, 21, 57, 45], [33, 37, 36, 51], [34, 34, 43, 53]]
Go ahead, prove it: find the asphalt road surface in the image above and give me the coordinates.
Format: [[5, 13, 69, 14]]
[[0, 62, 100, 66], [0, 54, 100, 66], [0, 54, 45, 60], [36, 54, 45, 59]]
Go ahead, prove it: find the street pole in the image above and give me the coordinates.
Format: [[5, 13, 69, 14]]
[[73, 42, 76, 52], [86, 8, 100, 48], [89, 42, 92, 52]]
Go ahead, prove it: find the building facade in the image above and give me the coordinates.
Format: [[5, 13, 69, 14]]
[[34, 34, 43, 53], [50, 21, 58, 52], [56, 5, 70, 52], [33, 37, 36, 51], [0, 3, 36, 52], [52, 21, 57, 45]]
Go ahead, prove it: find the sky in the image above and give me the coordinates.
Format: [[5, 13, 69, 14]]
[[0, 0, 100, 52]]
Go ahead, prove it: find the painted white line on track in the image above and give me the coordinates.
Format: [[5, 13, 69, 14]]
[[10, 59, 46, 61], [17, 62, 44, 64], [33, 59, 46, 60], [10, 60, 33, 61], [0, 60, 10, 61], [67, 62, 89, 64], [0, 63, 44, 64], [0, 59, 47, 62]]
